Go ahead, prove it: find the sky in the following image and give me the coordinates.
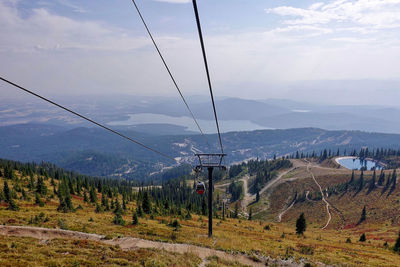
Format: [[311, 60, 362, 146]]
[[1, 0, 400, 105]]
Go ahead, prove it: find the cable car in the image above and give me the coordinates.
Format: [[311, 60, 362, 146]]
[[196, 182, 206, 194]]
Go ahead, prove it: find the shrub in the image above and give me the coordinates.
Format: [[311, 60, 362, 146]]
[[359, 233, 366, 242], [113, 213, 126, 226], [298, 244, 314, 255], [346, 238, 351, 243], [58, 219, 68, 230], [7, 199, 19, 211], [169, 219, 181, 230]]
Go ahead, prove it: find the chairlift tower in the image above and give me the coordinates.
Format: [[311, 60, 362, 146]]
[[195, 153, 226, 237]]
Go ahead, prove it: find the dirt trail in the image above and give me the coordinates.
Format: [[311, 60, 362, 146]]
[[0, 225, 271, 266], [240, 175, 251, 216], [305, 162, 332, 229], [277, 196, 296, 222]]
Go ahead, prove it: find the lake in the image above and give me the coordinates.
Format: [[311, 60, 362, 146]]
[[108, 113, 271, 133], [336, 157, 383, 171]]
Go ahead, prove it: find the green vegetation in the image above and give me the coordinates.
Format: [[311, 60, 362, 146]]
[[296, 213, 306, 235], [2, 156, 400, 266]]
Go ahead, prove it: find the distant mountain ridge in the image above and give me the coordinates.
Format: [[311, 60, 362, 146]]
[[3, 96, 400, 133], [1, 123, 400, 180]]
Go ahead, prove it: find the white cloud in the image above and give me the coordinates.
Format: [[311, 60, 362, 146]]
[[0, 2, 150, 52], [267, 0, 400, 30], [1, 0, 400, 103], [56, 0, 87, 13]]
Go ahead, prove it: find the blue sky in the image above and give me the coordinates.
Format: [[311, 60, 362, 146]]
[[2, 0, 400, 105]]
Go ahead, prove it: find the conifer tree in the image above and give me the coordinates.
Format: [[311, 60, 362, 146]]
[[368, 170, 376, 192], [359, 233, 366, 242], [3, 180, 11, 203], [7, 198, 19, 211], [28, 175, 35, 190], [36, 177, 47, 195], [89, 186, 97, 203], [234, 202, 239, 218], [132, 211, 139, 225], [57, 179, 73, 213], [378, 170, 385, 186], [142, 191, 151, 214], [391, 169, 397, 191], [248, 208, 252, 220], [384, 172, 392, 191], [358, 171, 364, 191], [296, 213, 306, 235], [35, 193, 44, 207], [114, 198, 122, 215], [137, 206, 143, 217], [360, 206, 366, 223], [83, 190, 88, 202], [393, 232, 400, 253]]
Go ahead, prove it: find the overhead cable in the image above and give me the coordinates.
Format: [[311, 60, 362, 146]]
[[191, 0, 224, 154], [130, 0, 210, 148], [0, 76, 176, 162]]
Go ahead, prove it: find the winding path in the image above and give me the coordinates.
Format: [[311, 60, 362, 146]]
[[277, 196, 296, 222], [306, 162, 332, 229], [0, 225, 268, 266]]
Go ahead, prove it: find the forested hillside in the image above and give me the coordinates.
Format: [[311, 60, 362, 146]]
[[3, 124, 400, 180]]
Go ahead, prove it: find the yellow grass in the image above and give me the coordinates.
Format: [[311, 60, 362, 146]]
[[2, 168, 400, 266]]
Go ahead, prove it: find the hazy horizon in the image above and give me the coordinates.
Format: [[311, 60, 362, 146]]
[[1, 0, 400, 106]]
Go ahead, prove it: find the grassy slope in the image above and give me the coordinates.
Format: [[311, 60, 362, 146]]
[[1, 166, 400, 266]]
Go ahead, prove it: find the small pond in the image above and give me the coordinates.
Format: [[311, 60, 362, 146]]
[[336, 157, 383, 171]]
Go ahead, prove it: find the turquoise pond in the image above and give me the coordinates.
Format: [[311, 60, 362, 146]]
[[336, 157, 383, 171]]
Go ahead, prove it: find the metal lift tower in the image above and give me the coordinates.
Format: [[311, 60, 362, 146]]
[[195, 153, 226, 237]]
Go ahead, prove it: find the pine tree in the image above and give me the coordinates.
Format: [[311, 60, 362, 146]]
[[296, 213, 306, 235], [384, 172, 392, 191], [89, 186, 97, 203], [234, 202, 239, 218], [359, 233, 366, 242], [28, 175, 35, 190], [358, 171, 364, 191], [113, 212, 125, 226], [83, 190, 88, 202], [114, 198, 122, 215], [122, 197, 127, 211], [142, 191, 151, 214], [36, 177, 47, 195], [7, 198, 19, 211], [359, 206, 366, 223], [57, 179, 74, 213], [391, 169, 397, 191], [393, 232, 400, 253], [35, 193, 44, 207], [132, 211, 139, 225], [137, 206, 143, 217], [3, 180, 11, 203], [378, 170, 385, 186], [368, 170, 376, 192]]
